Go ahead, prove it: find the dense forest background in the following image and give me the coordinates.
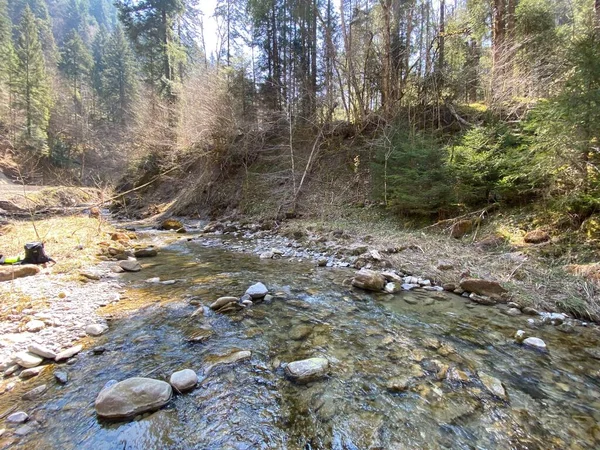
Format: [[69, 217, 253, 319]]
[[0, 0, 599, 226]]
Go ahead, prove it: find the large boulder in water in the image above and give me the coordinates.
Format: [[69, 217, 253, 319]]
[[351, 268, 386, 292], [285, 357, 329, 383], [95, 377, 172, 419], [245, 282, 268, 299]]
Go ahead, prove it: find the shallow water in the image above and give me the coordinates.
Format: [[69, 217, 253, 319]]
[[6, 233, 600, 449]]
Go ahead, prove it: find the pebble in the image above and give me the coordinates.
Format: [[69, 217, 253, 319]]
[[20, 366, 45, 379], [6, 412, 28, 423], [85, 323, 108, 336], [14, 424, 34, 436], [522, 337, 547, 351], [169, 369, 198, 392], [54, 371, 69, 384], [25, 320, 45, 332]]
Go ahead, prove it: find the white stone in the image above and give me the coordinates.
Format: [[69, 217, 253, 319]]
[[28, 343, 56, 360], [25, 320, 45, 332], [14, 351, 43, 368], [55, 345, 83, 362], [523, 337, 547, 351], [285, 357, 329, 383], [169, 369, 198, 392], [85, 323, 108, 336], [245, 282, 268, 299], [6, 412, 28, 423]]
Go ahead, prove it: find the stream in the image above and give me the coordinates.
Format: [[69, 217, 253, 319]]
[[5, 230, 600, 449]]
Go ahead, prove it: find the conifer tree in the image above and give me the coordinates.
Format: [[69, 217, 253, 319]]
[[12, 5, 51, 153], [60, 29, 93, 103], [102, 26, 136, 123]]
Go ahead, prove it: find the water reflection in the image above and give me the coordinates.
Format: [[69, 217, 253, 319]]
[[6, 235, 600, 449]]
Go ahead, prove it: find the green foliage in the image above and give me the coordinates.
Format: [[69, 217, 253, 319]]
[[60, 29, 93, 97], [372, 127, 452, 216], [12, 5, 51, 154]]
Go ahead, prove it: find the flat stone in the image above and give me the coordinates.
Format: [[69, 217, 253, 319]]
[[85, 323, 108, 336], [25, 320, 45, 332], [245, 282, 268, 299], [402, 283, 419, 291], [55, 345, 83, 362], [479, 372, 507, 400], [460, 278, 507, 298], [404, 297, 418, 305], [28, 344, 56, 360], [0, 265, 40, 282], [6, 412, 28, 423], [469, 293, 496, 305], [14, 424, 34, 436], [134, 248, 158, 258], [119, 260, 142, 272], [22, 384, 47, 400], [382, 271, 403, 282], [20, 366, 44, 379], [522, 307, 540, 316], [14, 352, 43, 369], [285, 357, 329, 383], [505, 307, 521, 316], [523, 337, 547, 351], [210, 296, 238, 310], [95, 377, 172, 419], [169, 369, 197, 393], [205, 350, 252, 375]]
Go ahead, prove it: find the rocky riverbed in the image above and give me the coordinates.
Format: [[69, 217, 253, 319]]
[[1, 219, 600, 448]]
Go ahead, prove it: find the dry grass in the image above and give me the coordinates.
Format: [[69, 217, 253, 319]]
[[0, 214, 116, 276]]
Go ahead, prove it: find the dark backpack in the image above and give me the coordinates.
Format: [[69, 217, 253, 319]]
[[21, 242, 55, 265]]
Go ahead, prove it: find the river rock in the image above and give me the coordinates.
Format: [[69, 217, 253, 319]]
[[25, 320, 45, 332], [22, 384, 47, 400], [382, 271, 403, 283], [259, 251, 274, 259], [524, 229, 550, 244], [522, 337, 547, 351], [522, 306, 540, 316], [285, 357, 329, 383], [119, 260, 142, 272], [134, 248, 158, 258], [95, 377, 172, 419], [55, 345, 83, 362], [86, 323, 109, 336], [0, 265, 41, 282], [210, 296, 238, 310], [402, 284, 419, 291], [514, 330, 526, 344], [20, 366, 44, 379], [28, 344, 56, 360], [160, 219, 185, 232], [317, 257, 328, 267], [205, 350, 252, 374], [469, 293, 496, 305], [7, 412, 28, 423], [54, 371, 68, 384], [505, 307, 521, 316], [387, 376, 411, 392], [14, 424, 34, 436], [460, 278, 507, 298], [169, 369, 198, 393], [384, 282, 401, 294], [479, 372, 507, 400], [245, 282, 268, 299], [352, 269, 386, 292], [14, 352, 43, 368]]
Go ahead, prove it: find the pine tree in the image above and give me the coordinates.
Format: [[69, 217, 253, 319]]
[[60, 29, 93, 103], [0, 0, 17, 134], [102, 26, 136, 123], [12, 5, 51, 152]]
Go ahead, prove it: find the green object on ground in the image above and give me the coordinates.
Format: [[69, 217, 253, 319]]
[[2, 256, 22, 264]]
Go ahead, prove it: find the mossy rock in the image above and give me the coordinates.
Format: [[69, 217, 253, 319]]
[[160, 219, 186, 232]]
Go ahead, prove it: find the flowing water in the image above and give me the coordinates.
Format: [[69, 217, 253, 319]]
[[6, 232, 600, 449]]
